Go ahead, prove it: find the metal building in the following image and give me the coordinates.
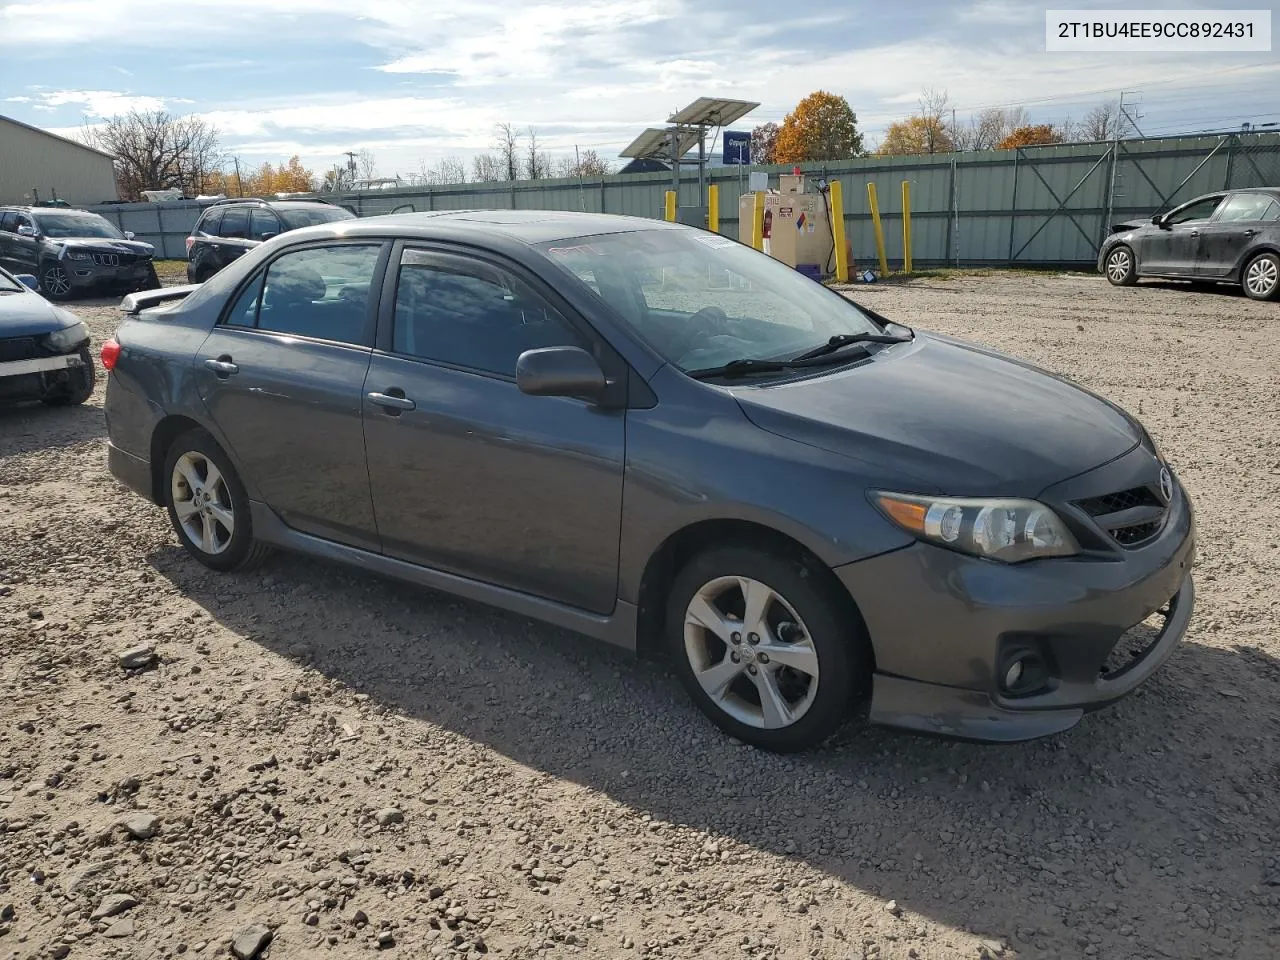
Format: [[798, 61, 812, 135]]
[[0, 115, 118, 206]]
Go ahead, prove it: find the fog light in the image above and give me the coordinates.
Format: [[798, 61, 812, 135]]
[[1004, 660, 1024, 689], [998, 646, 1051, 697]]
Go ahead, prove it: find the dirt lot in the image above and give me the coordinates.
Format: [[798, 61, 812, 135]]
[[1, 273, 1278, 960]]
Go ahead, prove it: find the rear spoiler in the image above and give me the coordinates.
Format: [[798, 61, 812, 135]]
[[119, 284, 201, 315]]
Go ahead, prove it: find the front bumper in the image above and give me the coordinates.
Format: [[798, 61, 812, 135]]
[[64, 259, 153, 290], [0, 350, 85, 401], [836, 477, 1196, 743]]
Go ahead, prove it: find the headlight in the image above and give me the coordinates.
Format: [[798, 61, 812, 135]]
[[44, 322, 89, 353], [64, 249, 92, 261], [873, 491, 1080, 563]]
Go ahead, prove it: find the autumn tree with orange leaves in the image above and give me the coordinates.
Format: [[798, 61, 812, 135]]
[[206, 156, 319, 197], [996, 124, 1065, 149], [774, 91, 864, 163]]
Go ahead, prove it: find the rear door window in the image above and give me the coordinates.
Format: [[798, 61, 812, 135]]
[[255, 244, 382, 344], [219, 207, 249, 239], [1214, 193, 1280, 222], [249, 208, 283, 241], [199, 208, 224, 236]]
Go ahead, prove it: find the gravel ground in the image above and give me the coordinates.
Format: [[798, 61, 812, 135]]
[[1, 272, 1278, 960]]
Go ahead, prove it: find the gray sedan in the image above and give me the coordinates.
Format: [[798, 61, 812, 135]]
[[102, 211, 1195, 752]]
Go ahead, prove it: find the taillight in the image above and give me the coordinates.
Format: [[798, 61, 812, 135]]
[[185, 236, 195, 253], [101, 338, 121, 371]]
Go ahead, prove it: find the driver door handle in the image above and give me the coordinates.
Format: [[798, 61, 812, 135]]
[[203, 357, 238, 377], [1243, 229, 1258, 237], [367, 390, 416, 413], [1189, 230, 1199, 237]]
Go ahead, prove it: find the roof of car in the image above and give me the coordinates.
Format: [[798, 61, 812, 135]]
[[320, 209, 681, 244]]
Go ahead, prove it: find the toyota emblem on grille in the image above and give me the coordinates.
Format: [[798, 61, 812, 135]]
[[1158, 467, 1173, 504]]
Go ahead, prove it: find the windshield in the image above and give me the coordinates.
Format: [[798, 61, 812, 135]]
[[537, 229, 881, 373], [277, 206, 356, 230], [33, 212, 125, 239]]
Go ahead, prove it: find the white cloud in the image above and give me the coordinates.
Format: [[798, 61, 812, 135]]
[[12, 89, 174, 116]]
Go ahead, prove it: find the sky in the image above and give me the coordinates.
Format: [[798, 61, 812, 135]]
[[1, 0, 1278, 180]]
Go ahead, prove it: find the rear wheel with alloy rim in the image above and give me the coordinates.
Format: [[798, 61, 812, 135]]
[[163, 430, 271, 571], [1242, 252, 1280, 301], [667, 545, 870, 752], [40, 262, 74, 301], [1105, 245, 1137, 286]]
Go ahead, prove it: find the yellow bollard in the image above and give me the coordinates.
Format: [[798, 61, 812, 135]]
[[828, 180, 849, 283], [867, 182, 889, 277], [664, 190, 677, 222], [751, 192, 765, 251], [902, 180, 913, 274], [707, 184, 719, 233]]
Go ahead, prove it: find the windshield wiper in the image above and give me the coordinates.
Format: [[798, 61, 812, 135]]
[[686, 358, 792, 380], [790, 331, 913, 363]]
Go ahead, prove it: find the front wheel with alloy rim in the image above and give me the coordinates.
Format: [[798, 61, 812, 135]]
[[1242, 252, 1280, 301], [40, 262, 74, 301], [1105, 245, 1137, 286], [163, 430, 271, 572], [667, 545, 871, 752]]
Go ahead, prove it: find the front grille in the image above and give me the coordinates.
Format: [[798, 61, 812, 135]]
[[1074, 483, 1168, 549], [1113, 521, 1161, 546], [92, 252, 119, 266], [0, 337, 40, 362], [1076, 486, 1161, 516]]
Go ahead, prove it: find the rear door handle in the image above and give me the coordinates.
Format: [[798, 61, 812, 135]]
[[1243, 229, 1258, 237], [367, 390, 416, 413], [203, 357, 238, 377], [1189, 230, 1199, 237]]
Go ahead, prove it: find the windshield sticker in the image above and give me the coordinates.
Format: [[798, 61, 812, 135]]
[[692, 235, 737, 249], [546, 244, 603, 257]]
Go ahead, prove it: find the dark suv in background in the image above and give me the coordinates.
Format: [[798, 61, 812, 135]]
[[185, 197, 355, 282], [0, 206, 159, 301]]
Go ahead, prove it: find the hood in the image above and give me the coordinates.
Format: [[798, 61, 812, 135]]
[[0, 289, 82, 337], [48, 237, 155, 257], [731, 332, 1141, 497]]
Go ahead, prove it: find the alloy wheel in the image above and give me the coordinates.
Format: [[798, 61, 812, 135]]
[[42, 265, 71, 298], [683, 575, 820, 730], [1245, 256, 1278, 298], [171, 451, 235, 555], [1106, 249, 1131, 283]]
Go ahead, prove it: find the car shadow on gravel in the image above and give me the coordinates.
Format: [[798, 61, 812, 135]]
[[147, 541, 1280, 952], [0, 400, 105, 457]]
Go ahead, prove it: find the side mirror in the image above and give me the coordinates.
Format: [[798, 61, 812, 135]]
[[15, 274, 38, 291], [1152, 214, 1169, 229], [515, 346, 606, 400], [259, 232, 278, 241], [124, 231, 136, 240], [16, 225, 36, 238]]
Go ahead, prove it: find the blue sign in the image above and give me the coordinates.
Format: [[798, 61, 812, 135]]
[[723, 130, 751, 165]]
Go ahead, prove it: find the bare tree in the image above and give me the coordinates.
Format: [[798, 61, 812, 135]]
[[471, 153, 505, 182], [416, 156, 469, 185], [525, 127, 551, 180], [357, 149, 378, 180], [82, 110, 223, 200], [1078, 101, 1127, 142], [552, 148, 613, 178], [493, 123, 521, 180], [957, 106, 1030, 151], [917, 88, 955, 154]]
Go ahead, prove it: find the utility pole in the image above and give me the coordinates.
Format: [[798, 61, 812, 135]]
[[233, 157, 243, 197], [344, 151, 358, 186]]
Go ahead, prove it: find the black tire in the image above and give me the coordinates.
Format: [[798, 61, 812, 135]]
[[666, 544, 871, 753], [162, 429, 271, 572], [42, 345, 95, 406], [39, 261, 75, 301], [1241, 251, 1280, 301], [1103, 245, 1137, 286]]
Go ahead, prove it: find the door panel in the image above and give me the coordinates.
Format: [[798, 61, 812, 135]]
[[362, 247, 626, 614], [193, 242, 386, 549], [1196, 194, 1280, 278], [196, 326, 378, 549], [1140, 195, 1224, 276]]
